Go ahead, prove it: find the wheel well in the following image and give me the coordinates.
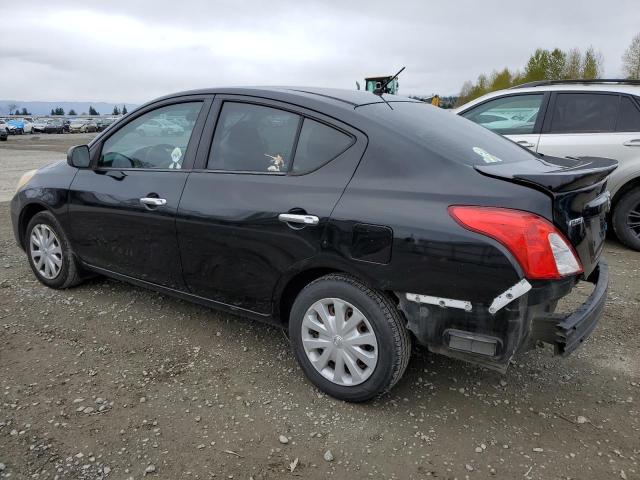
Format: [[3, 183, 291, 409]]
[[19, 203, 47, 248], [612, 177, 640, 212], [277, 268, 341, 324]]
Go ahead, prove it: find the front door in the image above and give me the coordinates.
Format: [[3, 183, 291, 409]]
[[176, 98, 366, 314], [67, 99, 209, 289]]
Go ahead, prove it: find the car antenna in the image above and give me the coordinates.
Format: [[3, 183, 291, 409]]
[[374, 66, 405, 95], [373, 66, 405, 110]]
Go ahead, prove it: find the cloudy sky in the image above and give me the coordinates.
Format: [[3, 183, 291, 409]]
[[0, 0, 637, 103]]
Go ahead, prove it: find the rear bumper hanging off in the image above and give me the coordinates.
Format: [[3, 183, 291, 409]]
[[530, 260, 608, 356]]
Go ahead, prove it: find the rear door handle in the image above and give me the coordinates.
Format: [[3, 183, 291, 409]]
[[140, 197, 167, 207], [278, 213, 319, 226], [516, 140, 535, 148], [623, 139, 640, 147]]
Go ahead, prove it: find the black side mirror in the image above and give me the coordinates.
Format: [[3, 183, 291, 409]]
[[67, 145, 91, 168]]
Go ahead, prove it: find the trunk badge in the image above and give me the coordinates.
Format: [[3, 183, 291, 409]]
[[568, 217, 584, 227]]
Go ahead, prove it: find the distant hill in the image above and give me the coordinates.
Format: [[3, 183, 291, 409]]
[[0, 100, 138, 116]]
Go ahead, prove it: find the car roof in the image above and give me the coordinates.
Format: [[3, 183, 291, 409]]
[[148, 86, 419, 110], [454, 81, 640, 112]]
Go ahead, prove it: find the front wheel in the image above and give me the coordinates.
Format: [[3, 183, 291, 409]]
[[26, 211, 84, 289], [612, 188, 640, 251], [289, 274, 411, 402]]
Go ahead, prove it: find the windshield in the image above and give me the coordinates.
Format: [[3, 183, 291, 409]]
[[358, 101, 537, 166]]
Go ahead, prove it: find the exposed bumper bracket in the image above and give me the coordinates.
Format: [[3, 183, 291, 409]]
[[405, 293, 472, 312], [488, 279, 532, 315]]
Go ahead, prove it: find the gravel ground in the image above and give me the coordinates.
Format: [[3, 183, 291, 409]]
[[0, 134, 639, 479]]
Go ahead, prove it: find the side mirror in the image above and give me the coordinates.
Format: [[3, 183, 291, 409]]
[[67, 145, 91, 168]]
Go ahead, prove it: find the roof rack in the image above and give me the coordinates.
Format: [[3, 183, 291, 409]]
[[509, 79, 640, 89]]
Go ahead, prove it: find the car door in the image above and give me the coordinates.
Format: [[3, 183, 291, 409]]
[[66, 97, 211, 289], [537, 92, 640, 195], [458, 92, 547, 150], [176, 97, 366, 315]]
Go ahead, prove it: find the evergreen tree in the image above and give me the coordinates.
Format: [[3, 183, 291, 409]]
[[51, 109, 55, 116], [88, 106, 99, 116], [112, 106, 121, 115], [122, 105, 128, 115], [523, 49, 551, 82], [68, 109, 77, 116], [20, 107, 28, 115]]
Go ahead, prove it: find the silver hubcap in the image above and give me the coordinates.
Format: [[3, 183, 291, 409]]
[[30, 224, 63, 280], [301, 298, 378, 386]]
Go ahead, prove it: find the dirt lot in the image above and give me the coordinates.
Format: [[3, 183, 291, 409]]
[[0, 134, 639, 479]]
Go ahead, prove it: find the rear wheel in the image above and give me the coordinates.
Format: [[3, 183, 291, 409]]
[[26, 211, 84, 289], [289, 274, 411, 402], [612, 188, 640, 251]]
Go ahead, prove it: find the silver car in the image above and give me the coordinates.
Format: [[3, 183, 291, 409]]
[[455, 80, 640, 251]]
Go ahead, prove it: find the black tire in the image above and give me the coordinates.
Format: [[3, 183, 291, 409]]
[[289, 274, 411, 402], [612, 188, 640, 251], [25, 211, 84, 289]]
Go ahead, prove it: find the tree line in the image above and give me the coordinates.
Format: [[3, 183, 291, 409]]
[[457, 33, 640, 106], [5, 104, 129, 116]]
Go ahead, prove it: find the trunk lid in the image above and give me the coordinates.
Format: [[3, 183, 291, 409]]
[[475, 155, 617, 278]]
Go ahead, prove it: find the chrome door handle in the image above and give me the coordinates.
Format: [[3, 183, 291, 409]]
[[278, 213, 319, 226], [140, 197, 167, 207], [623, 139, 640, 147], [516, 140, 535, 148]]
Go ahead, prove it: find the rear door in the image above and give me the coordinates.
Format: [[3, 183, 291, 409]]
[[537, 92, 640, 196], [67, 97, 211, 289], [459, 92, 547, 151], [176, 96, 366, 315]]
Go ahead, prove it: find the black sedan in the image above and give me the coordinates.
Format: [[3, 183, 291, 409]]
[[43, 119, 64, 134], [11, 88, 615, 401]]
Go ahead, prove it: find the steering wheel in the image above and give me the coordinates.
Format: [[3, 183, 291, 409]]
[[141, 143, 176, 168]]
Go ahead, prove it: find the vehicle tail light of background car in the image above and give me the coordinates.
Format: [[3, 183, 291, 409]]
[[448, 206, 583, 280]]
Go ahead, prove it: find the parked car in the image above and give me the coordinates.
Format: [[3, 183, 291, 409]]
[[96, 117, 117, 132], [0, 121, 7, 141], [3, 120, 19, 134], [11, 87, 615, 401], [135, 118, 184, 136], [7, 118, 26, 134], [32, 119, 49, 133], [43, 119, 64, 134], [455, 79, 640, 251], [69, 119, 97, 133]]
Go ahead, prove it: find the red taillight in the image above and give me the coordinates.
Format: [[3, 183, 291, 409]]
[[448, 206, 583, 280]]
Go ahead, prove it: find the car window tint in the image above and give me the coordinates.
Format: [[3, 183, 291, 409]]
[[292, 119, 353, 174], [208, 102, 300, 172], [549, 93, 618, 133], [99, 102, 202, 169], [617, 96, 640, 132], [461, 94, 543, 135]]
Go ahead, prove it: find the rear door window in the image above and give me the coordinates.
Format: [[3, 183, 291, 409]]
[[616, 96, 640, 132], [291, 119, 354, 174], [208, 102, 301, 173], [549, 93, 619, 133], [460, 94, 544, 135]]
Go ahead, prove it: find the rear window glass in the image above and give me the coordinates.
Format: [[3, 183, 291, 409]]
[[361, 101, 536, 166], [549, 93, 618, 133], [292, 119, 353, 174], [208, 102, 300, 173], [617, 96, 640, 132]]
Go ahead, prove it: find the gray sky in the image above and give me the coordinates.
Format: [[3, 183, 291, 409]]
[[0, 0, 637, 103]]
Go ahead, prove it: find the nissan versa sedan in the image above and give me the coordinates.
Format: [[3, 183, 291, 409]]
[[11, 87, 615, 402]]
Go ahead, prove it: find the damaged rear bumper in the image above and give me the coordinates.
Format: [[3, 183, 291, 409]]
[[529, 260, 608, 356], [396, 260, 608, 372]]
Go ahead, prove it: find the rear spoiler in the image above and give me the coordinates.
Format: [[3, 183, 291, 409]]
[[475, 156, 618, 193]]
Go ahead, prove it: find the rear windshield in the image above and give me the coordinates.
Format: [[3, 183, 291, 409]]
[[359, 101, 537, 166]]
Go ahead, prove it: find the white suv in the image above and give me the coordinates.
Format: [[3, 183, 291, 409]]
[[455, 80, 640, 251]]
